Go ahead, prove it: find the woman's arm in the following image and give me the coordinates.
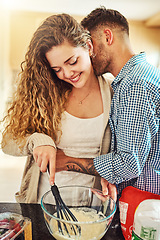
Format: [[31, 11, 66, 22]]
[[2, 132, 56, 156], [2, 132, 57, 185]]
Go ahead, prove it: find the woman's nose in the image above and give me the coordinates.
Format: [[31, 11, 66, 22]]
[[63, 68, 74, 79]]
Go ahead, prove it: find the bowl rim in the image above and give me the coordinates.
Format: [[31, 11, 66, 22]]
[[41, 185, 116, 225]]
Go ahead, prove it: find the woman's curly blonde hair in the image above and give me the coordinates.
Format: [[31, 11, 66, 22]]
[[2, 13, 91, 147]]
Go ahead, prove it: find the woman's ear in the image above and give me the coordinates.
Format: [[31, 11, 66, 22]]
[[86, 39, 94, 56], [104, 29, 113, 45]]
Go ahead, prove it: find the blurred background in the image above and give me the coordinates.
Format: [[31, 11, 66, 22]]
[[0, 0, 160, 202], [0, 0, 160, 120]]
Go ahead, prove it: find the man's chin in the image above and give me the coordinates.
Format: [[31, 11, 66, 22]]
[[93, 69, 100, 76], [93, 69, 105, 76]]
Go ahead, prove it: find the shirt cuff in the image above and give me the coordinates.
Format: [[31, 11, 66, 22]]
[[94, 153, 114, 183]]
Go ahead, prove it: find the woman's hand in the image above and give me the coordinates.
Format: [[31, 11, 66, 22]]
[[101, 178, 117, 202], [33, 145, 57, 185]]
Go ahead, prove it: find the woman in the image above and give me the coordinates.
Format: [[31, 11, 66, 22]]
[[1, 14, 113, 203]]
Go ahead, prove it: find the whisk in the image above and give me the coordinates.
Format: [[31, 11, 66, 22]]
[[47, 168, 81, 238]]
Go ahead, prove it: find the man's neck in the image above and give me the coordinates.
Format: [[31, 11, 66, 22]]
[[112, 44, 135, 77]]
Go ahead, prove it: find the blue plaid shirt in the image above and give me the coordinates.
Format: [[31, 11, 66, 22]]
[[94, 52, 160, 196]]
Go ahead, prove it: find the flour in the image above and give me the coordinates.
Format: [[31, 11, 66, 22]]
[[50, 207, 107, 240]]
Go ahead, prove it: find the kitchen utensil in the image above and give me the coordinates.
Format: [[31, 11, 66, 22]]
[[41, 185, 116, 240], [50, 183, 81, 238], [47, 167, 81, 238]]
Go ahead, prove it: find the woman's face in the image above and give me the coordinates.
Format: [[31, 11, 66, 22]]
[[45, 40, 93, 88]]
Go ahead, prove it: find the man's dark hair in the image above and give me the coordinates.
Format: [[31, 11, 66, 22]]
[[81, 6, 129, 35]]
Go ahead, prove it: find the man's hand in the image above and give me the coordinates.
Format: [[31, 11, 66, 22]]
[[33, 145, 57, 185], [101, 178, 117, 202]]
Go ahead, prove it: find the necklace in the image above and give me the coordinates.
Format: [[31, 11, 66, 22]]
[[72, 76, 98, 105], [72, 88, 92, 105], [79, 91, 91, 104]]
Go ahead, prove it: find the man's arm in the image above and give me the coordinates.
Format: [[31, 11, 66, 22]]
[[56, 148, 117, 202], [56, 148, 99, 176]]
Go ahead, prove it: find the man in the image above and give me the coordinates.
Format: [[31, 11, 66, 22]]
[[55, 7, 160, 199]]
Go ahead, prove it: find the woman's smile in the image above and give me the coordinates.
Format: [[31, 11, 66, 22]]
[[69, 73, 82, 83]]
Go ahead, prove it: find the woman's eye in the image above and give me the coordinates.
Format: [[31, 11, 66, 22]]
[[53, 68, 60, 73], [70, 59, 77, 65]]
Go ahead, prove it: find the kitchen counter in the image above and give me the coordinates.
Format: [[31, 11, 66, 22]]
[[0, 202, 125, 240]]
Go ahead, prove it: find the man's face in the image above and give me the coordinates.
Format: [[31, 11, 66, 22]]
[[90, 31, 111, 76]]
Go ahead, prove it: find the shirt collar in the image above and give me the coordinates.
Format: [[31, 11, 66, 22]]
[[111, 52, 146, 89]]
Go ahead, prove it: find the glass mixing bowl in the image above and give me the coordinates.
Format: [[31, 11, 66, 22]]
[[41, 185, 116, 240]]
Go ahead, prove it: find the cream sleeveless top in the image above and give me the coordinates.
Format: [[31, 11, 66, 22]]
[[57, 111, 104, 157], [38, 111, 104, 202]]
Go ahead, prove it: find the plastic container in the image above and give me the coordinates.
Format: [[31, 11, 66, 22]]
[[0, 212, 32, 240], [132, 199, 160, 240]]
